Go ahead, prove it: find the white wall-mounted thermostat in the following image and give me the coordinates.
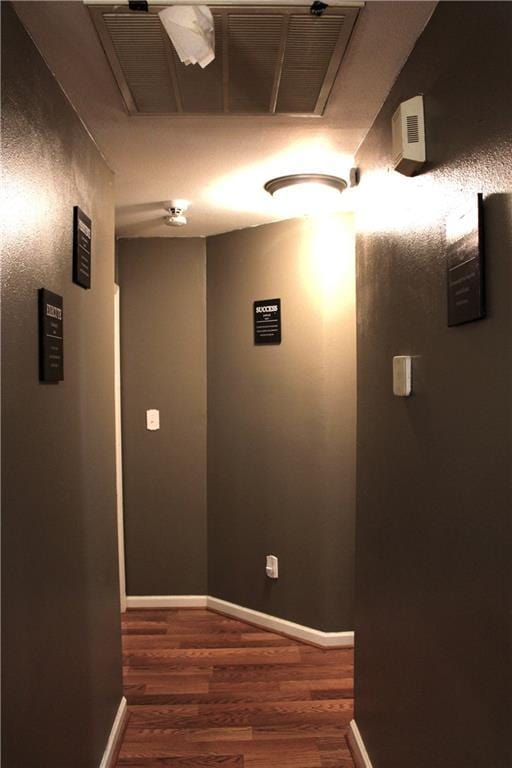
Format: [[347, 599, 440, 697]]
[[146, 409, 160, 430], [392, 95, 426, 176], [393, 356, 412, 397], [265, 555, 279, 579]]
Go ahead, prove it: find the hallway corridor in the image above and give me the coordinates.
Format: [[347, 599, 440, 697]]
[[4, 3, 512, 766], [116, 609, 355, 767]]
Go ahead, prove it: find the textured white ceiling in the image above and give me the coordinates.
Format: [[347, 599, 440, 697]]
[[14, 1, 435, 237]]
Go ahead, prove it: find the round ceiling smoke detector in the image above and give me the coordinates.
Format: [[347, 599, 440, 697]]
[[164, 200, 189, 227]]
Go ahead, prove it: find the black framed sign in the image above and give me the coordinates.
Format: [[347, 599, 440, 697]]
[[38, 288, 64, 382], [73, 206, 92, 289], [254, 298, 281, 345], [446, 193, 485, 326]]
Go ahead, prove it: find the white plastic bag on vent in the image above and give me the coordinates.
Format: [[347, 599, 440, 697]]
[[159, 6, 215, 68]]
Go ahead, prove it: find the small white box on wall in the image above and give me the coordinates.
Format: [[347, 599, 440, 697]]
[[392, 95, 426, 176], [146, 409, 160, 430], [265, 555, 279, 579], [393, 356, 412, 397]]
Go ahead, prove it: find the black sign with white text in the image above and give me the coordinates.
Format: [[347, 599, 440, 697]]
[[446, 194, 485, 326], [39, 288, 64, 382], [73, 206, 92, 289], [254, 298, 281, 345]]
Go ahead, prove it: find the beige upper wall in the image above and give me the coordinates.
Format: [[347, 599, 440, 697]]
[[207, 213, 356, 631]]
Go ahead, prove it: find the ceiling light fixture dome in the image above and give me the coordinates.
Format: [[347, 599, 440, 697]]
[[264, 173, 347, 215]]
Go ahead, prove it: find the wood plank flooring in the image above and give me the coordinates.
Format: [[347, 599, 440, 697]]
[[116, 608, 355, 768]]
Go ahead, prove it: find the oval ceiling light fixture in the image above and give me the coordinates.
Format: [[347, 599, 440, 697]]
[[264, 173, 347, 216]]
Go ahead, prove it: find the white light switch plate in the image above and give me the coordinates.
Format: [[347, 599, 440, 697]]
[[266, 555, 279, 579], [146, 409, 160, 430], [393, 356, 412, 397]]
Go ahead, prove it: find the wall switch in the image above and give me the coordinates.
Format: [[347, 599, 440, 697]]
[[266, 555, 279, 579], [146, 409, 160, 430], [393, 356, 412, 397]]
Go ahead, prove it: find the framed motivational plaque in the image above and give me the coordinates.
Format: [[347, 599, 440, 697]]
[[446, 194, 485, 327], [38, 288, 64, 382], [254, 299, 281, 345], [73, 206, 92, 289]]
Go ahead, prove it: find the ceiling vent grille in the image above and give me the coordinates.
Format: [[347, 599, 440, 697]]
[[88, 4, 359, 116]]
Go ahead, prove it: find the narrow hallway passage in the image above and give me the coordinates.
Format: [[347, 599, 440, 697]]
[[4, 3, 512, 767], [116, 609, 355, 767]]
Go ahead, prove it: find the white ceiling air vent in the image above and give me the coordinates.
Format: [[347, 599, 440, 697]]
[[87, 4, 360, 116], [391, 95, 426, 176]]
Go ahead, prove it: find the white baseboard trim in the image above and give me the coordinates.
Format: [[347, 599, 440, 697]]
[[207, 596, 354, 648], [126, 595, 208, 608], [125, 594, 353, 647], [99, 696, 128, 768], [347, 719, 374, 768]]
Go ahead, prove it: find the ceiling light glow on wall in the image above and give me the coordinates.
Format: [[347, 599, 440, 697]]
[[264, 174, 347, 215]]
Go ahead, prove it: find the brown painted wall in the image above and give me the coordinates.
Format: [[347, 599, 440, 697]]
[[207, 215, 356, 631], [354, 3, 512, 766], [1, 5, 122, 767], [117, 238, 207, 595]]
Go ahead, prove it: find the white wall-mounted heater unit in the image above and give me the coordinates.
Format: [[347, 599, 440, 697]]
[[391, 95, 426, 176]]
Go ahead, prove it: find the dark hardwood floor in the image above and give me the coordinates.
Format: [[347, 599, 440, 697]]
[[116, 608, 355, 767]]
